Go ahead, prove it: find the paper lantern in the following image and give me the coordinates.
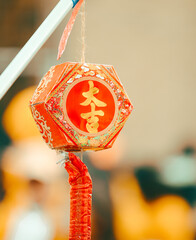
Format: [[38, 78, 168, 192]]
[[30, 62, 133, 152]]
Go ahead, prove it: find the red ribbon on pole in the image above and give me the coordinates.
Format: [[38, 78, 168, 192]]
[[57, 0, 84, 60]]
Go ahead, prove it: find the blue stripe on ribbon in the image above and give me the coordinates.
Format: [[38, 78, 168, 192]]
[[72, 0, 79, 8]]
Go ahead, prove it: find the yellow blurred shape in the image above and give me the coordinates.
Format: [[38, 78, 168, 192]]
[[110, 172, 194, 240], [110, 173, 152, 240], [2, 86, 40, 141], [152, 195, 194, 240]]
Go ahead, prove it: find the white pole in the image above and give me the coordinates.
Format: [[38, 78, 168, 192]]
[[0, 0, 74, 100]]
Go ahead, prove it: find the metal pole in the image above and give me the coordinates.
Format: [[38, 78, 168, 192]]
[[0, 0, 76, 100]]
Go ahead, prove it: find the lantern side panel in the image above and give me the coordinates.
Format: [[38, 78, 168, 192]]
[[30, 103, 76, 149]]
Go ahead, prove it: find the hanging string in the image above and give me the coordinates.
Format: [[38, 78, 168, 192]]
[[81, 149, 84, 162], [80, 0, 85, 161], [81, 0, 86, 63]]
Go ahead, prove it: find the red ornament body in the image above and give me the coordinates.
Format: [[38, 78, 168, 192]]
[[30, 62, 133, 152]]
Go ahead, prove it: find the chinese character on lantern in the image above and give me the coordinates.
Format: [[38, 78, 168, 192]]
[[80, 81, 107, 133]]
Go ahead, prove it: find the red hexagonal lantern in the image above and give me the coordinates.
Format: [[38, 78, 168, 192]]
[[30, 62, 133, 152]]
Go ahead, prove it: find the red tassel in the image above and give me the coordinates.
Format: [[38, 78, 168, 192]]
[[65, 153, 92, 240]]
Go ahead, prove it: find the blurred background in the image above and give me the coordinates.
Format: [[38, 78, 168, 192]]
[[0, 0, 196, 239]]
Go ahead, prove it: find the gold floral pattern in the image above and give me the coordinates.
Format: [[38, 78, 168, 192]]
[[89, 139, 100, 147], [78, 136, 88, 146], [31, 105, 53, 148]]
